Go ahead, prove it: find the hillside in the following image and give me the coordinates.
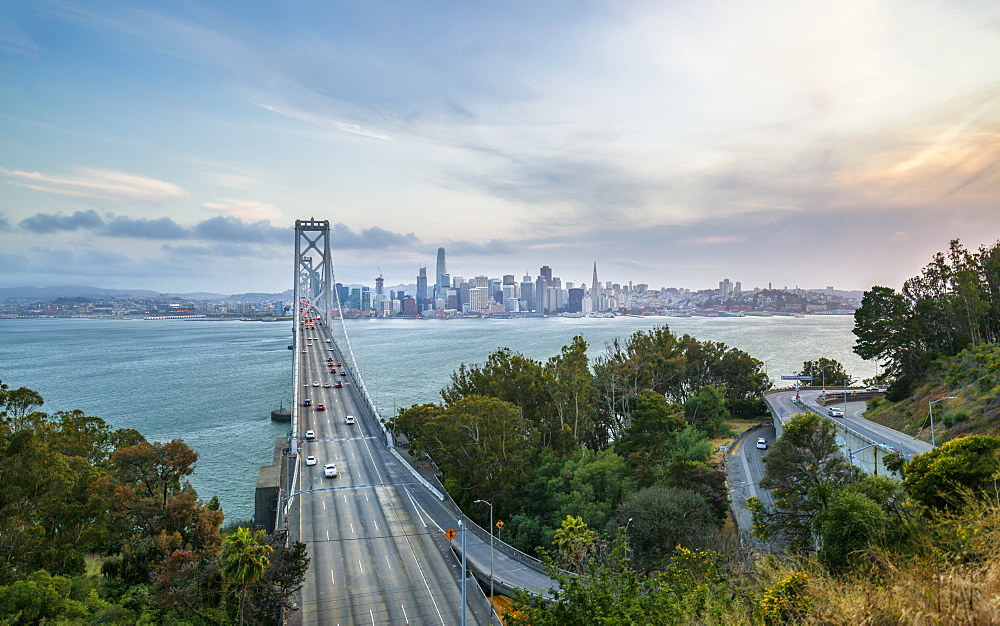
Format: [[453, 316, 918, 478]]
[[863, 343, 1000, 443]]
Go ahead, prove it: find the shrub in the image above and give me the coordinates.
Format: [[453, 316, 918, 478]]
[[758, 571, 811, 624]]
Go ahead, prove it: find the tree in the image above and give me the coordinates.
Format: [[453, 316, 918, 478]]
[[797, 358, 851, 389], [616, 389, 685, 486], [903, 435, 1000, 510], [0, 384, 44, 432], [545, 336, 598, 448], [552, 515, 595, 572], [683, 385, 729, 438], [815, 490, 887, 570], [510, 537, 733, 625], [417, 395, 536, 513], [219, 527, 273, 626], [752, 412, 859, 551], [612, 486, 719, 575]]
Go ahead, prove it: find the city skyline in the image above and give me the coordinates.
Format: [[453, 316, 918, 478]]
[[2, 2, 999, 294]]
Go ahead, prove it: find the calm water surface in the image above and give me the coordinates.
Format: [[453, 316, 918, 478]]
[[1, 314, 866, 521]]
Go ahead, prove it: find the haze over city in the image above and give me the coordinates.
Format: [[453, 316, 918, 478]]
[[2, 1, 999, 294]]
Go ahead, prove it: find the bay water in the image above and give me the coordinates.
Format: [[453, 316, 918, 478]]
[[1, 314, 864, 521]]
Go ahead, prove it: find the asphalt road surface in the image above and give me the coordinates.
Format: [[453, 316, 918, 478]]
[[292, 317, 465, 625]]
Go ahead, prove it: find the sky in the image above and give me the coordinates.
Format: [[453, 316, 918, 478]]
[[2, 0, 999, 295]]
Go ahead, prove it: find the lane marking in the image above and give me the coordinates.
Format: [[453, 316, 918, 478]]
[[373, 520, 379, 533], [330, 569, 335, 585], [361, 437, 446, 624], [402, 604, 409, 624], [351, 523, 355, 535], [359, 558, 364, 574]]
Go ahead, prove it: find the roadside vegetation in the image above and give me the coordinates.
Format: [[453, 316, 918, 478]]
[[403, 238, 1000, 622], [0, 380, 307, 625], [390, 326, 771, 567]]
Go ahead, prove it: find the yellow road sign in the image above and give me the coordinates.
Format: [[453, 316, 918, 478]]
[[496, 520, 504, 529], [445, 528, 457, 540]]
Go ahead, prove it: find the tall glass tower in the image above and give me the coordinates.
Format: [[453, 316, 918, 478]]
[[436, 247, 447, 290]]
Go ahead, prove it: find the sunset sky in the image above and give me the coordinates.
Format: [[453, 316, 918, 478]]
[[2, 0, 999, 294]]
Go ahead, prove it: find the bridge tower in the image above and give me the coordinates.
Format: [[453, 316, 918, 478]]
[[293, 219, 336, 326]]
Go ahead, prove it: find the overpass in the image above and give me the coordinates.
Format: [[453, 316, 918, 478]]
[[763, 387, 933, 477], [259, 220, 554, 624]]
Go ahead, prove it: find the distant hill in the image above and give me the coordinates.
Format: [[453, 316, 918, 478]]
[[0, 286, 162, 300]]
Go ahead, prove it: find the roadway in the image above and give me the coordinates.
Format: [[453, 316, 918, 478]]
[[786, 388, 933, 459], [292, 311, 466, 625], [729, 388, 935, 538]]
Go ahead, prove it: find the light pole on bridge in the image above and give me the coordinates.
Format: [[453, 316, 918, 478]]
[[474, 499, 495, 604]]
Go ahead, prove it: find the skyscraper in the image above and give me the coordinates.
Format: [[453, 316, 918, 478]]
[[416, 265, 428, 312], [591, 262, 601, 312], [436, 248, 447, 290]]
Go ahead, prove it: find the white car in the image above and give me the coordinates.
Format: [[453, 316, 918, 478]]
[[305, 455, 317, 466], [304, 429, 315, 440], [756, 438, 768, 450], [345, 415, 356, 425], [312, 381, 320, 387], [324, 463, 338, 478], [828, 407, 844, 417]]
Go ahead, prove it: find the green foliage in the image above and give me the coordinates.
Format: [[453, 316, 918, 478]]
[[758, 571, 811, 624], [798, 357, 851, 388], [0, 382, 305, 622], [552, 515, 596, 572], [0, 569, 116, 624], [754, 412, 859, 551], [612, 486, 720, 574], [545, 336, 599, 449], [683, 384, 730, 438], [510, 539, 737, 625], [593, 326, 769, 443], [416, 395, 536, 513], [816, 490, 887, 569], [854, 239, 1000, 395], [903, 434, 1000, 510]]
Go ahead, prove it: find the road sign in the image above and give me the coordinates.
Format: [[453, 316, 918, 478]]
[[445, 528, 457, 540], [496, 520, 504, 529], [781, 376, 814, 380]]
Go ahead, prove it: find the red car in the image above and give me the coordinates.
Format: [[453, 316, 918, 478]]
[[334, 381, 343, 388], [316, 404, 326, 411]]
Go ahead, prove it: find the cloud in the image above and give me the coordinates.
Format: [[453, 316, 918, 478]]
[[0, 213, 10, 230], [444, 239, 516, 256], [19, 209, 104, 233], [162, 242, 283, 259], [0, 167, 188, 203], [330, 223, 418, 249], [0, 18, 40, 58], [259, 103, 391, 140], [193, 216, 286, 244], [678, 235, 746, 246], [102, 215, 190, 240], [204, 199, 283, 221]]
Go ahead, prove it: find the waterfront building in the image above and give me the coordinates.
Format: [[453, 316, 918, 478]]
[[520, 275, 535, 311], [416, 266, 428, 312], [436, 247, 447, 291]]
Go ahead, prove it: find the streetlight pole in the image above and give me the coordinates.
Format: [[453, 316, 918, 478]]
[[474, 499, 494, 604], [843, 377, 853, 420], [459, 519, 467, 626], [928, 396, 957, 447]]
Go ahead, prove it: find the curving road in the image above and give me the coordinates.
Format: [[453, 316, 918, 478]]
[[783, 388, 933, 459], [291, 314, 465, 625]]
